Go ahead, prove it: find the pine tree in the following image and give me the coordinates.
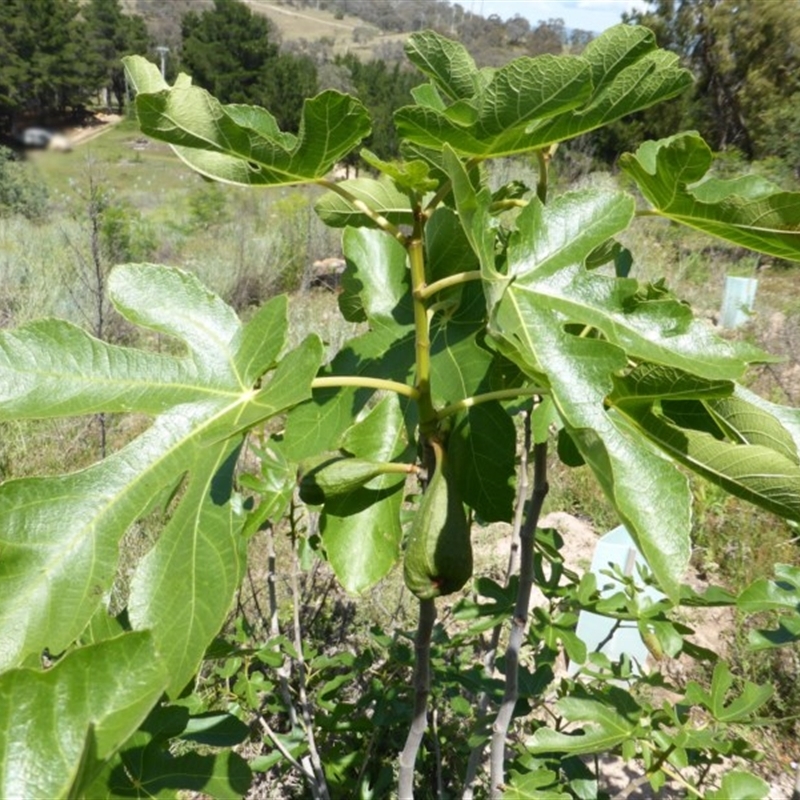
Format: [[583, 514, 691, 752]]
[[180, 0, 279, 106], [83, 0, 150, 111]]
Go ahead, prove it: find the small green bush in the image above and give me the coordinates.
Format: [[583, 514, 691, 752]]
[[186, 181, 230, 230], [0, 146, 49, 220]]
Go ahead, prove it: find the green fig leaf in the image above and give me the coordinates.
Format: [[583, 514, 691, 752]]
[[0, 634, 167, 800], [123, 56, 370, 187], [0, 266, 322, 681], [396, 26, 691, 159], [321, 395, 412, 593], [620, 133, 800, 261]]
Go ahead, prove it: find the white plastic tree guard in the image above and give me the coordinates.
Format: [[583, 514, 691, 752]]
[[720, 275, 758, 328], [569, 525, 663, 675]]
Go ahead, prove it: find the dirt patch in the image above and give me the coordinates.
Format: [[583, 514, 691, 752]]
[[476, 512, 798, 797], [66, 113, 123, 147]]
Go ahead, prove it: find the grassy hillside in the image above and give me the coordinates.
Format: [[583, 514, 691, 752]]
[[250, 0, 408, 58], [120, 0, 408, 61]]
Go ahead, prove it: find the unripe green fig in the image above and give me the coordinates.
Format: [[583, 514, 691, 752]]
[[403, 439, 473, 599], [298, 454, 412, 505]]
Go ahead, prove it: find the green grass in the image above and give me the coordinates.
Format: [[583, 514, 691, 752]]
[[29, 118, 197, 203]]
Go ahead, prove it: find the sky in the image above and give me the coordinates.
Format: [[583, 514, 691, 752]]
[[468, 0, 649, 33]]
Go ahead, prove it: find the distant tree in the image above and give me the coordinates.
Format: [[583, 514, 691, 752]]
[[180, 0, 280, 106], [316, 62, 355, 95], [82, 0, 150, 112], [504, 14, 531, 46], [0, 9, 24, 128], [264, 53, 318, 132], [568, 28, 594, 54], [527, 18, 566, 55], [625, 0, 800, 162], [336, 54, 423, 160], [131, 0, 212, 68], [180, 0, 317, 132], [0, 0, 93, 125]]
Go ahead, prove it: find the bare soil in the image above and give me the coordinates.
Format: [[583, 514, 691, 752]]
[[65, 112, 123, 147]]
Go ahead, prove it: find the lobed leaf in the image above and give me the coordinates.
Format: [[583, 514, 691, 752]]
[[621, 133, 800, 261], [404, 31, 485, 102], [707, 395, 799, 464], [123, 56, 370, 187], [733, 385, 800, 460], [314, 177, 415, 229], [284, 226, 420, 461], [359, 149, 439, 193], [705, 771, 769, 800], [738, 566, 800, 614], [503, 768, 566, 799], [87, 705, 252, 798], [527, 692, 639, 756], [621, 408, 800, 523], [321, 396, 411, 593], [396, 26, 691, 159], [684, 662, 773, 723], [609, 364, 734, 406], [510, 310, 693, 600], [500, 191, 764, 381], [0, 633, 167, 800], [448, 402, 517, 523], [0, 266, 322, 677], [337, 227, 414, 329], [425, 205, 480, 284], [747, 616, 800, 651]]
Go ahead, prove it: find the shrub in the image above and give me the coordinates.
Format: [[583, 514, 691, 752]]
[[0, 146, 49, 220]]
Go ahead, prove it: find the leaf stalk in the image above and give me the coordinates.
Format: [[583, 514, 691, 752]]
[[311, 375, 420, 400], [415, 270, 483, 301], [317, 179, 408, 244], [436, 387, 544, 421]]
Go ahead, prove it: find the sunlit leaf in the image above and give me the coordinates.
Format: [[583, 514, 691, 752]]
[[621, 407, 800, 523], [0, 634, 167, 800], [0, 267, 322, 678], [315, 177, 415, 228], [621, 133, 800, 261], [321, 396, 412, 593], [123, 56, 370, 186], [705, 770, 769, 800], [396, 27, 691, 159], [527, 691, 640, 755]]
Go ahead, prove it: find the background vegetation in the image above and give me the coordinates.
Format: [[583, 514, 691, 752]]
[[1, 1, 800, 798]]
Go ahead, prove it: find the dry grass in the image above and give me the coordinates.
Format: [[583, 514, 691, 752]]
[[248, 0, 409, 59]]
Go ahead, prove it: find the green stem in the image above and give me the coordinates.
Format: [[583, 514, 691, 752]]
[[408, 218, 437, 432], [436, 387, 544, 421], [489, 198, 528, 212], [311, 376, 420, 400], [657, 764, 704, 798], [316, 179, 408, 245], [424, 178, 453, 215], [415, 270, 482, 301]]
